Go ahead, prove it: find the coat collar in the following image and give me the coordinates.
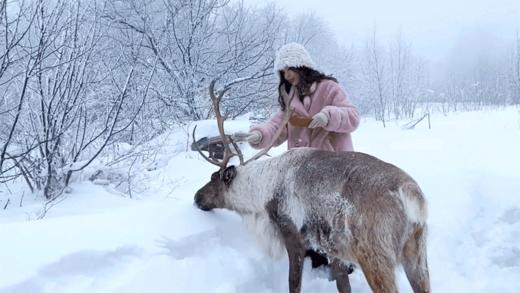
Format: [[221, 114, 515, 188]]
[[280, 85, 307, 116], [280, 82, 318, 116]]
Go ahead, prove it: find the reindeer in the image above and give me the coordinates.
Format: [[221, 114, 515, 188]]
[[193, 80, 431, 293]]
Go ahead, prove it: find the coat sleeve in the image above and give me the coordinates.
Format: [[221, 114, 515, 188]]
[[320, 83, 360, 134], [249, 111, 288, 149]]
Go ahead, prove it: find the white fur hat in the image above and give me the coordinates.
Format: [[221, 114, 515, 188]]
[[274, 42, 317, 74]]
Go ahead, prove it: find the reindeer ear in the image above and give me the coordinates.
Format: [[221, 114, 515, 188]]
[[222, 166, 237, 187]]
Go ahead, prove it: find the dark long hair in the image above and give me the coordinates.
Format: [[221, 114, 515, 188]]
[[277, 66, 338, 111]]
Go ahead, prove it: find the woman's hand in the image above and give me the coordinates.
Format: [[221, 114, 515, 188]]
[[246, 131, 262, 144], [233, 131, 262, 145], [308, 112, 329, 128]]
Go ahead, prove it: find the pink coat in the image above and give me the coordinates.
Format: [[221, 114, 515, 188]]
[[250, 79, 360, 152]]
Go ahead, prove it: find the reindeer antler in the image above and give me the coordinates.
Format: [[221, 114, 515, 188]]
[[193, 79, 236, 169], [193, 79, 294, 168]]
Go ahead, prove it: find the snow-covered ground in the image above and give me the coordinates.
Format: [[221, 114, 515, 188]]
[[1, 107, 520, 293]]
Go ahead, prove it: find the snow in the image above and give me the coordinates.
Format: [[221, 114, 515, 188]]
[[1, 107, 520, 293]]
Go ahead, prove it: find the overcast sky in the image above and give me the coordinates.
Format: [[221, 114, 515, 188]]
[[242, 0, 520, 61]]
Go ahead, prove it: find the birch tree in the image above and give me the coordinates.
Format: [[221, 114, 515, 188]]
[[511, 31, 520, 104], [0, 0, 41, 183], [364, 28, 388, 126]]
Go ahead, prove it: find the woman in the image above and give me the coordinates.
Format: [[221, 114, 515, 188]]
[[245, 42, 359, 153], [242, 43, 360, 272]]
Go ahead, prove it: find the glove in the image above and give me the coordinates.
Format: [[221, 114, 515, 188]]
[[246, 130, 262, 145], [308, 112, 328, 128], [233, 131, 262, 145]]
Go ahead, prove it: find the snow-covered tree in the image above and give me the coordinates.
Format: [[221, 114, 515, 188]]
[[103, 0, 282, 121]]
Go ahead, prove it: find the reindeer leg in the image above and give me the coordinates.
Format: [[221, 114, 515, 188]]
[[357, 250, 397, 293], [402, 225, 430, 293], [331, 259, 352, 293], [266, 197, 306, 293]]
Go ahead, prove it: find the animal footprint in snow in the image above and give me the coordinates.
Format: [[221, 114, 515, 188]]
[[500, 207, 520, 225], [491, 246, 520, 268], [157, 230, 222, 260]]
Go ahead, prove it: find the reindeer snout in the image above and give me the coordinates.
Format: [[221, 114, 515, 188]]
[[194, 191, 203, 208], [194, 190, 212, 211]]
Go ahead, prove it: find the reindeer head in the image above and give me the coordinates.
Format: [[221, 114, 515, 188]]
[[194, 166, 236, 211], [193, 78, 294, 212]]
